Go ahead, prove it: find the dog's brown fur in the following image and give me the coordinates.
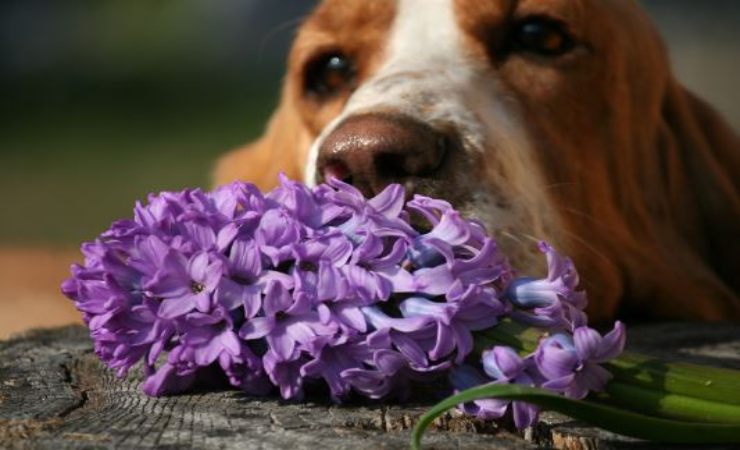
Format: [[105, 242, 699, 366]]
[[215, 0, 740, 322]]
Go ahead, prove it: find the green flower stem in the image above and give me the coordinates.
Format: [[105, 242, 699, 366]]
[[474, 320, 740, 423], [604, 352, 740, 406], [597, 381, 740, 423], [410, 384, 740, 450]]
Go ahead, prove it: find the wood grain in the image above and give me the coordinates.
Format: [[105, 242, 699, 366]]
[[1, 323, 738, 449]]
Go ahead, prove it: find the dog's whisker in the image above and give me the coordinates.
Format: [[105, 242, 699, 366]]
[[498, 229, 539, 245], [557, 228, 612, 264], [497, 229, 528, 245], [539, 182, 579, 193], [559, 207, 613, 231]]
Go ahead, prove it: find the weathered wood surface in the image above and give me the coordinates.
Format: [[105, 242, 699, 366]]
[[1, 323, 738, 450]]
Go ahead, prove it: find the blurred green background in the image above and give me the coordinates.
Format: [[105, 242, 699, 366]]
[[1, 0, 739, 246]]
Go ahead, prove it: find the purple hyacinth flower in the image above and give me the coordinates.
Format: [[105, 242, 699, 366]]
[[301, 335, 373, 401], [263, 348, 309, 400], [64, 175, 577, 410], [505, 241, 588, 330], [449, 365, 508, 420], [239, 280, 337, 360], [146, 250, 224, 319], [179, 309, 242, 367], [536, 321, 626, 399], [481, 346, 540, 429], [216, 239, 263, 316], [141, 362, 197, 397], [398, 283, 505, 363], [341, 349, 410, 399]]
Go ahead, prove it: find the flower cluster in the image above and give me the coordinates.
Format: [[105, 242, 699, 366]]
[[450, 243, 625, 428], [62, 176, 511, 400]]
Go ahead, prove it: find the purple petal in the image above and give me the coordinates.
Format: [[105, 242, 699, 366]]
[[220, 330, 242, 356], [482, 346, 524, 381], [373, 349, 406, 374], [194, 292, 211, 312], [321, 236, 353, 265], [451, 322, 474, 362], [145, 252, 190, 298], [593, 321, 626, 362], [188, 252, 211, 284], [283, 318, 319, 345], [376, 266, 415, 292], [505, 277, 559, 308], [578, 363, 613, 394], [429, 322, 455, 360], [536, 339, 578, 380], [158, 294, 197, 319], [267, 330, 296, 361], [263, 280, 293, 316], [426, 211, 470, 245], [391, 333, 428, 368], [263, 349, 304, 400], [512, 401, 539, 429], [141, 362, 196, 397], [574, 326, 602, 361], [542, 374, 575, 392], [183, 327, 215, 345], [368, 184, 405, 219], [216, 278, 260, 315], [194, 340, 223, 366], [181, 220, 216, 250], [239, 317, 274, 340], [413, 264, 455, 296], [229, 239, 262, 281], [362, 306, 433, 333], [335, 305, 367, 332], [399, 297, 455, 324], [216, 223, 239, 252]]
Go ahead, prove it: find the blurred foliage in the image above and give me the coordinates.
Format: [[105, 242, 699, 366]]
[[0, 0, 315, 245]]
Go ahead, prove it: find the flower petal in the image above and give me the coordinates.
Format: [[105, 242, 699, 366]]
[[239, 317, 274, 340], [574, 326, 603, 361], [368, 184, 405, 219], [593, 321, 626, 362], [158, 294, 197, 319]]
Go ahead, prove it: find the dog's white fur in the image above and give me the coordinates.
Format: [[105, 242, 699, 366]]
[[304, 0, 559, 271]]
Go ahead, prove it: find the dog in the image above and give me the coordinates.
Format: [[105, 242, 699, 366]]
[[214, 0, 740, 323]]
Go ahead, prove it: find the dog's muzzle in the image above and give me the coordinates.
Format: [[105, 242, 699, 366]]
[[315, 112, 459, 198]]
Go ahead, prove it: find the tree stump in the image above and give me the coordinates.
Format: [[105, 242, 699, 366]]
[[1, 323, 739, 449]]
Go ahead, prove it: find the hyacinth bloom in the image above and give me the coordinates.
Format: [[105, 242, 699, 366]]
[[481, 346, 541, 428], [62, 175, 628, 433], [537, 322, 626, 399], [504, 241, 588, 330], [62, 176, 514, 401]]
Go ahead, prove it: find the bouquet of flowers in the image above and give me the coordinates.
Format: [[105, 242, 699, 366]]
[[62, 176, 740, 448]]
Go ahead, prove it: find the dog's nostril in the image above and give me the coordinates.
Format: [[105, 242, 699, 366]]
[[322, 160, 353, 184], [316, 113, 452, 194]]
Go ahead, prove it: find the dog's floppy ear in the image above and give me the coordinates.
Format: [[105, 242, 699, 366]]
[[664, 82, 740, 287], [652, 79, 740, 317], [212, 86, 313, 190]]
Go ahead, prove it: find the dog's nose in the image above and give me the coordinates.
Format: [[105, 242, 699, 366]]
[[316, 113, 448, 195]]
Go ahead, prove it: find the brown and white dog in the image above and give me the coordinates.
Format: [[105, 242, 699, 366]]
[[214, 0, 740, 323]]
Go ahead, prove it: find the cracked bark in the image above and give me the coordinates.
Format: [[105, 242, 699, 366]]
[[1, 323, 739, 450]]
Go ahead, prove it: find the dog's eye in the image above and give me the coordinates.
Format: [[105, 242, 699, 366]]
[[511, 17, 574, 57], [304, 53, 356, 98]]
